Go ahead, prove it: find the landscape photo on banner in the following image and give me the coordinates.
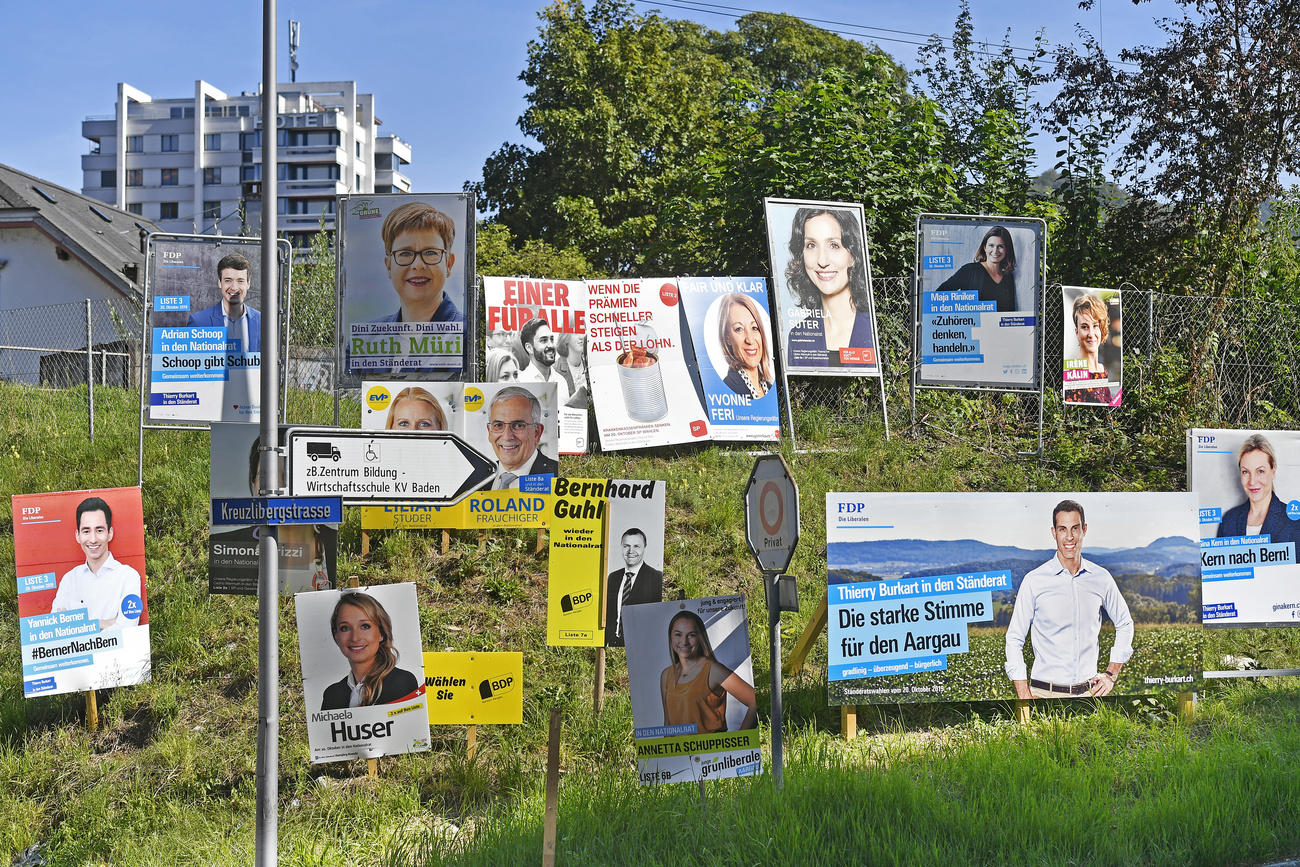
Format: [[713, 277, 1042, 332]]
[[1062, 285, 1123, 407], [296, 583, 429, 763], [13, 486, 150, 698], [676, 277, 781, 441], [338, 193, 473, 380], [762, 198, 882, 378], [482, 276, 589, 454], [915, 215, 1043, 389], [826, 492, 1202, 704], [623, 595, 761, 785]]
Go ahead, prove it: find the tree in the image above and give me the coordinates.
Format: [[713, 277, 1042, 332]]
[[475, 222, 593, 279]]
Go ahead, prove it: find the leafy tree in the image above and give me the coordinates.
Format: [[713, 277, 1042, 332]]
[[475, 222, 593, 279], [710, 11, 887, 93]]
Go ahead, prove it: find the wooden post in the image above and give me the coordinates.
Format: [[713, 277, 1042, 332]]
[[1178, 691, 1195, 721], [1015, 700, 1031, 725], [440, 529, 449, 555], [85, 690, 99, 732], [784, 591, 827, 676], [542, 707, 562, 867], [593, 647, 606, 716], [360, 530, 370, 559], [477, 530, 486, 555], [840, 705, 857, 741], [535, 528, 545, 554], [467, 725, 478, 760]]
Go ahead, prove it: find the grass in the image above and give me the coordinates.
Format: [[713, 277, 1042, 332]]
[[0, 381, 1298, 866]]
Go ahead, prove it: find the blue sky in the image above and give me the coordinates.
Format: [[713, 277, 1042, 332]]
[[0, 1, 1180, 197]]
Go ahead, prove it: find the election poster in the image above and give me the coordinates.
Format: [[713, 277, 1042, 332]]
[[622, 596, 761, 785], [209, 422, 338, 596], [483, 276, 590, 454], [338, 193, 475, 381], [587, 279, 710, 450], [827, 492, 1202, 704], [423, 652, 523, 725], [604, 481, 666, 648], [547, 478, 609, 646], [1189, 428, 1300, 631], [1062, 285, 1122, 407], [13, 486, 150, 698], [762, 198, 882, 377], [915, 215, 1045, 389], [677, 277, 782, 441], [296, 584, 430, 763], [360, 380, 464, 434], [145, 234, 287, 424], [462, 381, 559, 494]]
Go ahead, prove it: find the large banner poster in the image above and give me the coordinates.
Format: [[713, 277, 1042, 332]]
[[762, 198, 882, 377], [1062, 285, 1122, 407], [146, 235, 283, 424], [623, 596, 761, 785], [338, 193, 474, 381], [915, 215, 1045, 389], [13, 487, 150, 698], [209, 422, 337, 595], [482, 276, 589, 454], [586, 279, 710, 450], [1189, 428, 1300, 628], [296, 584, 430, 763], [826, 492, 1201, 704], [677, 277, 781, 441]]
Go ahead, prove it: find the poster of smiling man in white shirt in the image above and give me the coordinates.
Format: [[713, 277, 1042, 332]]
[[13, 487, 150, 698]]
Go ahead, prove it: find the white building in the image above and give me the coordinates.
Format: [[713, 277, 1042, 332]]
[[81, 80, 413, 250]]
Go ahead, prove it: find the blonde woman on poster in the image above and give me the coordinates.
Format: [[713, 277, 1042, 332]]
[[384, 385, 448, 431], [321, 591, 419, 710], [1062, 287, 1122, 406], [659, 610, 756, 732]]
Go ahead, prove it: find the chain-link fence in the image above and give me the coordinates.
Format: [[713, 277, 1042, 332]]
[[0, 297, 142, 388]]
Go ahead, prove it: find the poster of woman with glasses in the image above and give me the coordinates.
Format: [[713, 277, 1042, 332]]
[[338, 193, 476, 380]]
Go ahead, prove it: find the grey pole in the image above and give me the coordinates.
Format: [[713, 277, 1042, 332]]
[[256, 1, 281, 864], [767, 572, 783, 790], [85, 298, 94, 442]]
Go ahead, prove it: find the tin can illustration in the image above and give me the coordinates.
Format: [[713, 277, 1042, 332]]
[[616, 324, 667, 422]]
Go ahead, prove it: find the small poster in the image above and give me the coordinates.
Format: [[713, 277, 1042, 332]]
[[547, 478, 609, 647], [604, 481, 666, 648], [423, 652, 523, 725], [586, 278, 710, 450], [623, 595, 761, 785], [1062, 285, 1122, 407], [296, 584, 430, 763], [13, 487, 151, 697], [677, 277, 781, 441]]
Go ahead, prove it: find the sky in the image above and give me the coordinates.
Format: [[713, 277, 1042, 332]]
[[0, 0, 1185, 198]]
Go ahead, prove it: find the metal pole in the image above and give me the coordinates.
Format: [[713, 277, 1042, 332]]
[[85, 299, 94, 441], [767, 572, 783, 790], [256, 2, 280, 864]]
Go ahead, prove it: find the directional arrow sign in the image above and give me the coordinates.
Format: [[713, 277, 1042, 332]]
[[744, 454, 800, 574], [284, 427, 496, 506]]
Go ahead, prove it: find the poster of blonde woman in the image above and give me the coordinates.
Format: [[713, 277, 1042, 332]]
[[1062, 286, 1122, 407]]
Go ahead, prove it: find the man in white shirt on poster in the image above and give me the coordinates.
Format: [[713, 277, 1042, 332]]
[[51, 497, 143, 629], [517, 318, 572, 404], [1005, 499, 1133, 699]]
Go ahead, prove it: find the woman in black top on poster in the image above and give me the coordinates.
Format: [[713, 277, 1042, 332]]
[[938, 226, 1018, 312]]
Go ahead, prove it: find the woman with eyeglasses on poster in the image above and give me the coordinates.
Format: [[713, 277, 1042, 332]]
[[659, 610, 757, 733], [321, 592, 419, 711]]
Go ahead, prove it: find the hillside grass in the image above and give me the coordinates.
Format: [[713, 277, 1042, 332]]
[[0, 381, 1297, 866]]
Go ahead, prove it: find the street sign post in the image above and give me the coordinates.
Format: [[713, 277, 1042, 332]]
[[743, 454, 800, 790], [284, 428, 495, 506]]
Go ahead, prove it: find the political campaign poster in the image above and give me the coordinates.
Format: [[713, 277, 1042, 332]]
[[361, 380, 464, 434], [915, 215, 1045, 389], [1062, 285, 1122, 407], [762, 198, 882, 378], [827, 492, 1202, 704], [296, 584, 430, 763], [423, 652, 523, 725], [623, 595, 761, 785], [1189, 428, 1300, 631], [677, 277, 782, 441], [547, 478, 610, 646], [209, 422, 338, 596], [586, 278, 711, 450], [604, 481, 666, 648], [483, 276, 590, 454], [338, 193, 474, 381], [13, 486, 150, 698], [145, 234, 287, 424]]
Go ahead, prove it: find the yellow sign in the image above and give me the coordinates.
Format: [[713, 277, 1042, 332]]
[[361, 503, 462, 530], [546, 477, 608, 646], [360, 491, 552, 530], [423, 652, 523, 725]]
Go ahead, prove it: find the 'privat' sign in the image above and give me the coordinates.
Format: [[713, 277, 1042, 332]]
[[744, 455, 799, 573]]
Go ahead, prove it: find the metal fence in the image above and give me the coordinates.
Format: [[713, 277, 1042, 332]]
[[0, 297, 142, 388]]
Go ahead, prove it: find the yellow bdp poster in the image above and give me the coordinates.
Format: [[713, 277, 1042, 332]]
[[423, 652, 523, 725], [547, 478, 608, 646]]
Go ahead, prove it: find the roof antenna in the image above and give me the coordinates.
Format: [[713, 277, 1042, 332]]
[[289, 20, 300, 83]]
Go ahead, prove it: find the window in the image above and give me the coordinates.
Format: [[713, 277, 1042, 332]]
[[126, 135, 143, 153], [161, 134, 179, 152], [126, 169, 142, 187], [161, 168, 179, 186], [159, 202, 179, 220], [126, 202, 143, 216], [203, 201, 221, 221], [238, 105, 250, 117], [204, 133, 221, 151], [356, 141, 361, 158], [171, 107, 183, 119], [241, 150, 253, 164], [239, 131, 261, 150], [355, 173, 362, 189], [100, 170, 116, 188], [203, 167, 221, 185]]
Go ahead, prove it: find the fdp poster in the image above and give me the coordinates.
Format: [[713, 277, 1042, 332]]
[[677, 277, 781, 441], [915, 215, 1045, 389], [296, 584, 430, 763], [586, 279, 710, 450], [623, 596, 761, 785], [1062, 285, 1122, 407], [827, 492, 1201, 704], [482, 276, 589, 454], [762, 198, 882, 377], [338, 193, 474, 381], [13, 486, 150, 698]]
